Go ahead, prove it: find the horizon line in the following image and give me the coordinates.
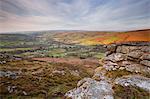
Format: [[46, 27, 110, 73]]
[[0, 28, 150, 34]]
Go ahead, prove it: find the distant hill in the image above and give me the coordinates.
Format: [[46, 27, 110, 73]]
[[40, 29, 150, 45], [0, 29, 149, 46]]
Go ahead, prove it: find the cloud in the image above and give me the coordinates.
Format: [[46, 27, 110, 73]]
[[0, 0, 150, 32]]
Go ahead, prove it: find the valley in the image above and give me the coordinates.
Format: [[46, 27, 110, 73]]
[[0, 31, 105, 98], [0, 29, 150, 99]]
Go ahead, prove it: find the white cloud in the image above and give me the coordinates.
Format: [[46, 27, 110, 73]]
[[0, 0, 150, 33]]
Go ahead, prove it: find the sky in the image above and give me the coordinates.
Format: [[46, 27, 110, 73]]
[[0, 0, 150, 33]]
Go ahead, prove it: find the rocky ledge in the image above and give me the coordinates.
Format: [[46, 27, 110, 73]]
[[65, 42, 150, 99]]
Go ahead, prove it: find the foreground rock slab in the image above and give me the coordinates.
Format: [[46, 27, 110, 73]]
[[65, 78, 113, 99]]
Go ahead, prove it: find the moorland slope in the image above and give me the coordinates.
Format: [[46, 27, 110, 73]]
[[41, 29, 150, 45]]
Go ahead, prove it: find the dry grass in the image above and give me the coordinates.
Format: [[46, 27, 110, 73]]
[[0, 59, 95, 98]]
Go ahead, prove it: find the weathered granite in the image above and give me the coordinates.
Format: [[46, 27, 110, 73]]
[[65, 42, 150, 99], [65, 78, 114, 99], [115, 75, 150, 91]]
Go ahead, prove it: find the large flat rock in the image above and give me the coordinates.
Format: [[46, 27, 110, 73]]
[[65, 78, 114, 99]]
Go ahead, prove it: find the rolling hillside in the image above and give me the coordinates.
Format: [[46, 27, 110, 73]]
[[41, 29, 150, 45]]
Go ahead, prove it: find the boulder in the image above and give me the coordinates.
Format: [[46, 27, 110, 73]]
[[115, 75, 150, 91], [141, 46, 150, 53], [141, 54, 150, 60], [116, 46, 130, 54], [121, 61, 149, 73], [65, 78, 114, 99], [103, 61, 119, 71], [106, 44, 117, 52], [116, 46, 139, 54], [140, 60, 150, 67], [104, 53, 126, 62], [127, 51, 143, 59]]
